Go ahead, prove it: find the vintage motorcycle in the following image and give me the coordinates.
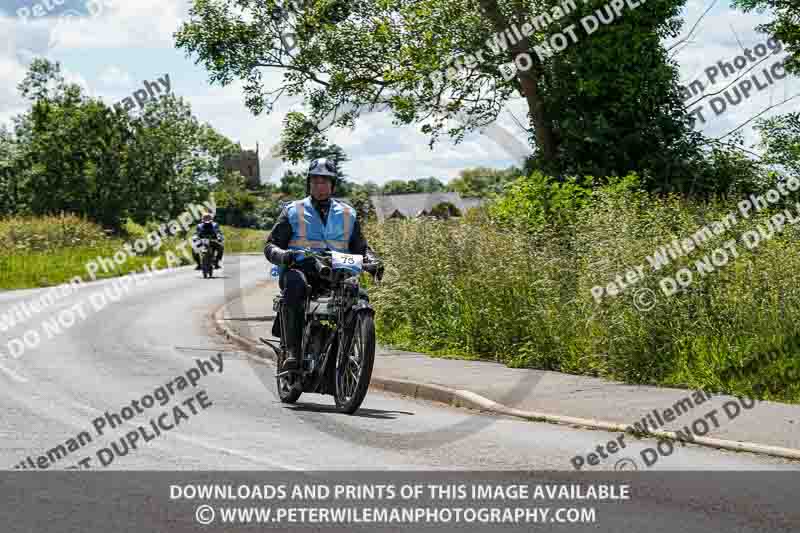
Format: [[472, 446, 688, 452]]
[[261, 249, 382, 414], [195, 237, 222, 279]]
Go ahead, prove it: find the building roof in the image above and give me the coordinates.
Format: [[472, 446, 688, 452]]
[[368, 192, 485, 222]]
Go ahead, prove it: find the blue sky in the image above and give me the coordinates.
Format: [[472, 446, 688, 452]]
[[0, 0, 797, 186]]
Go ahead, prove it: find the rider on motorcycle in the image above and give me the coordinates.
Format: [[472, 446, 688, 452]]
[[193, 213, 225, 270], [264, 158, 381, 371]]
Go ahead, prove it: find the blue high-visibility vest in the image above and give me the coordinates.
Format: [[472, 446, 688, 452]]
[[279, 197, 355, 275]]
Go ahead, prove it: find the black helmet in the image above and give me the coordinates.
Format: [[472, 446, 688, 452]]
[[306, 158, 337, 195]]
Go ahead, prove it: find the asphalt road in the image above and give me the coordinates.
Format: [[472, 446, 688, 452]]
[[1, 255, 799, 531]]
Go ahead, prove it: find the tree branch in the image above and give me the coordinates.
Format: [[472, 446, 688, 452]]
[[668, 0, 719, 52], [685, 54, 774, 108], [716, 91, 800, 140]]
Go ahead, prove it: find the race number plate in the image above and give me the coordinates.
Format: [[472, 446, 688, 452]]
[[331, 251, 363, 273]]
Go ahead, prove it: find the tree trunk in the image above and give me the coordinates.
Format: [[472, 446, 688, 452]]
[[516, 67, 556, 163], [477, 0, 557, 164]]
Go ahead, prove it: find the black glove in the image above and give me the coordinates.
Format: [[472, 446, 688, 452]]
[[364, 259, 384, 281]]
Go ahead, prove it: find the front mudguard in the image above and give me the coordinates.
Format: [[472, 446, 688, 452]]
[[343, 299, 375, 334]]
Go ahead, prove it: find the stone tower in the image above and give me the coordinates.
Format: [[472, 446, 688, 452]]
[[222, 143, 261, 189]]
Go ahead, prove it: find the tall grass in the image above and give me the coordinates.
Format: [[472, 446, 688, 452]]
[[0, 215, 192, 289], [0, 214, 107, 252], [222, 226, 265, 253], [0, 245, 188, 289], [0, 215, 266, 289], [365, 180, 800, 402]]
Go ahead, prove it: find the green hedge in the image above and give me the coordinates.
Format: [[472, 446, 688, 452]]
[[366, 172, 800, 402]]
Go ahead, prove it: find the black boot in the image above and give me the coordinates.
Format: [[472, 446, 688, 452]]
[[281, 270, 307, 371], [283, 344, 301, 370]]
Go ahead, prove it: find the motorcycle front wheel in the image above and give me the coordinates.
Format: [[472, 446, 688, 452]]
[[202, 252, 213, 278], [334, 312, 375, 414]]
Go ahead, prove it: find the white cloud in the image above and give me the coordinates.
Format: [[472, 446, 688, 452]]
[[0, 17, 37, 122], [2, 1, 799, 182], [62, 67, 92, 94], [36, 0, 188, 51], [98, 65, 131, 86]]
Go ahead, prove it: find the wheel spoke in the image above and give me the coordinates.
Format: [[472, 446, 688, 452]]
[[341, 368, 352, 400], [355, 319, 363, 355], [336, 316, 371, 404]]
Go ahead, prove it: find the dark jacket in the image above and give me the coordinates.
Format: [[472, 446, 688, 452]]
[[195, 221, 223, 239], [264, 197, 377, 264]]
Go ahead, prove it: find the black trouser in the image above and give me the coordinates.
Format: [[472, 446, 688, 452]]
[[193, 241, 224, 266], [275, 263, 322, 358]]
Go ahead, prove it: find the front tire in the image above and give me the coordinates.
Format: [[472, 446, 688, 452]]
[[202, 252, 213, 279], [334, 312, 375, 414]]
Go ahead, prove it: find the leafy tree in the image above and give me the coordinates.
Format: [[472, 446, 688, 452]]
[[428, 201, 462, 219], [175, 0, 697, 188], [14, 60, 132, 228], [279, 169, 307, 197], [535, 0, 701, 188], [733, 0, 800, 75], [414, 177, 447, 193], [305, 138, 349, 178], [126, 93, 237, 222], [348, 189, 376, 221], [213, 170, 260, 223], [362, 180, 380, 195], [489, 171, 596, 233], [448, 166, 520, 197], [254, 199, 285, 229], [0, 125, 21, 214], [756, 112, 800, 178], [5, 59, 235, 229], [382, 180, 415, 195]]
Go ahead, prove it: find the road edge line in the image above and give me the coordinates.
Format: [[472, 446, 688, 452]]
[[212, 293, 800, 463]]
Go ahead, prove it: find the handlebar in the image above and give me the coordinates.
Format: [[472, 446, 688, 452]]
[[291, 249, 382, 281]]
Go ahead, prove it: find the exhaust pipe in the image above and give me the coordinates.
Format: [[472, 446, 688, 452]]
[[315, 261, 332, 279]]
